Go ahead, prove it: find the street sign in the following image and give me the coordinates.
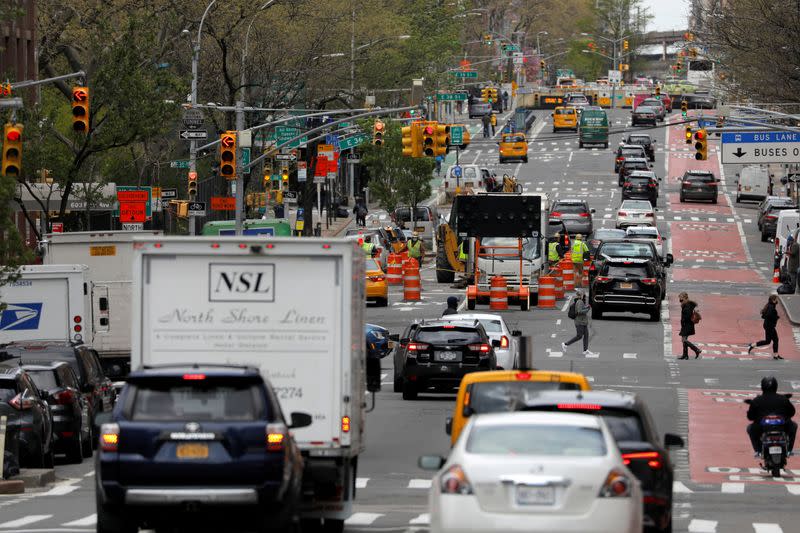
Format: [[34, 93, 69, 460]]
[[284, 191, 298, 204], [346, 153, 361, 164], [450, 126, 464, 146], [179, 130, 208, 140], [241, 147, 251, 167], [452, 70, 478, 78], [608, 70, 622, 83], [170, 160, 190, 169], [187, 201, 206, 216], [275, 153, 296, 161], [436, 93, 468, 101], [721, 131, 800, 164], [297, 161, 307, 182], [119, 202, 147, 223], [182, 108, 205, 129], [122, 223, 144, 231], [276, 126, 307, 148], [51, 222, 64, 233], [313, 175, 326, 184], [211, 197, 236, 211], [502, 44, 520, 52], [453, 165, 462, 178], [338, 134, 369, 151], [117, 190, 149, 202], [115, 186, 152, 218], [160, 188, 177, 199]]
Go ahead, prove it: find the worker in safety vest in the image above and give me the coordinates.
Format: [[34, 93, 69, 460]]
[[548, 233, 564, 267], [362, 235, 376, 257], [407, 231, 425, 264], [571, 234, 590, 287], [458, 239, 469, 264]]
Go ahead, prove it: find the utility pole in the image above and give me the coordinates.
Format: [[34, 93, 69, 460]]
[[235, 100, 245, 235], [611, 40, 618, 110]]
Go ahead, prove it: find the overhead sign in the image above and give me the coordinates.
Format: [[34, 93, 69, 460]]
[[436, 93, 468, 101], [188, 201, 206, 216], [119, 202, 147, 223], [721, 131, 800, 164], [452, 70, 478, 78], [211, 197, 236, 211], [115, 186, 152, 218], [170, 160, 189, 169], [179, 130, 208, 140], [338, 133, 369, 151]]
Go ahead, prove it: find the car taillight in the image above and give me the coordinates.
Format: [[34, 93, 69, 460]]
[[500, 336, 509, 349], [440, 465, 473, 495], [550, 211, 562, 218], [623, 182, 631, 187], [9, 394, 33, 410], [648, 183, 656, 188], [407, 343, 429, 352], [557, 403, 601, 410], [100, 423, 120, 452], [341, 416, 351, 433], [579, 212, 590, 217], [266, 422, 287, 452], [640, 278, 658, 285], [595, 276, 611, 282], [74, 315, 82, 333], [468, 343, 492, 353], [645, 213, 654, 217], [515, 372, 531, 380], [682, 181, 692, 187], [622, 451, 662, 469], [616, 157, 624, 162], [183, 373, 206, 380], [618, 211, 627, 216], [369, 275, 385, 282], [54, 389, 74, 405], [599, 469, 632, 498], [765, 215, 778, 221]]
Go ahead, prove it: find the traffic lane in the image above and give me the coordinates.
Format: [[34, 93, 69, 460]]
[[669, 221, 748, 264], [0, 471, 96, 531]]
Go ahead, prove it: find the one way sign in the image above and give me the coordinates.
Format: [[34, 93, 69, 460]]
[[179, 130, 208, 140]]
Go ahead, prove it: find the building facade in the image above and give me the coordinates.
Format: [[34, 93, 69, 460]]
[[1, 0, 37, 101]]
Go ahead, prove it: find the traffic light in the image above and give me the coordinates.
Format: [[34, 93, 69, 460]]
[[689, 47, 698, 59], [488, 88, 498, 104], [422, 122, 436, 157], [281, 169, 289, 183], [481, 87, 490, 102], [71, 87, 90, 133], [694, 129, 708, 160], [540, 59, 546, 69], [433, 124, 450, 157], [685, 126, 693, 144], [681, 100, 688, 115], [188, 171, 198, 198], [402, 122, 422, 157], [373, 120, 385, 146], [263, 157, 273, 186], [219, 131, 237, 180], [623, 40, 629, 51], [2, 123, 23, 177]]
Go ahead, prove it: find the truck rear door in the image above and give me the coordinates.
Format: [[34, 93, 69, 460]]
[[0, 277, 69, 343]]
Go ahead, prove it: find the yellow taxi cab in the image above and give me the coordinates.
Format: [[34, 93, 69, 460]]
[[451, 123, 471, 150], [498, 132, 528, 163], [446, 369, 592, 445], [552, 106, 578, 132], [365, 257, 388, 307]]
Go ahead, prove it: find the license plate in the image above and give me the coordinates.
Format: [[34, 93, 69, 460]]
[[769, 446, 783, 455], [414, 227, 425, 233], [745, 186, 752, 191], [435, 351, 461, 362], [619, 282, 634, 289], [516, 485, 555, 506], [176, 443, 209, 459]]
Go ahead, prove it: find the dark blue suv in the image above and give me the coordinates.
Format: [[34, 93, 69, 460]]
[[95, 365, 312, 533]]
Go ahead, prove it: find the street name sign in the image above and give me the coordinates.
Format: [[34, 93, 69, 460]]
[[179, 130, 208, 140], [170, 160, 190, 169], [338, 134, 369, 151], [721, 131, 800, 164], [452, 71, 478, 78], [275, 153, 296, 161], [436, 93, 468, 101], [160, 188, 177, 199]]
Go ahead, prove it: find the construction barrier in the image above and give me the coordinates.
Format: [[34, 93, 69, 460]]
[[489, 276, 509, 310], [538, 276, 556, 309], [553, 265, 564, 300], [561, 258, 575, 292], [403, 262, 421, 301], [774, 267, 781, 283], [583, 259, 590, 288], [386, 253, 403, 285]]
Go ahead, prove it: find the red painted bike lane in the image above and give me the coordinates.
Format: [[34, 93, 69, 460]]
[[669, 221, 748, 264], [688, 389, 800, 485]]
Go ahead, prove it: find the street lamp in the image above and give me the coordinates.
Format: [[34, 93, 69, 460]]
[[536, 31, 548, 55], [580, 32, 632, 109]]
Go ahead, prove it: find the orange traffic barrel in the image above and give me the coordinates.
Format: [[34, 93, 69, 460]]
[[553, 266, 564, 300], [561, 258, 575, 291], [582, 259, 590, 287], [386, 253, 403, 285], [489, 276, 509, 310], [538, 276, 556, 308], [404, 257, 419, 270], [403, 262, 421, 301], [400, 250, 409, 262]]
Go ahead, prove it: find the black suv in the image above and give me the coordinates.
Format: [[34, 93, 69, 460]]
[[24, 361, 92, 462], [1, 341, 115, 444], [619, 157, 652, 186], [395, 320, 497, 400], [622, 171, 660, 205], [520, 390, 684, 533], [95, 364, 311, 532], [624, 133, 656, 161], [591, 239, 672, 300], [591, 257, 663, 320], [0, 365, 54, 467], [614, 144, 648, 173]]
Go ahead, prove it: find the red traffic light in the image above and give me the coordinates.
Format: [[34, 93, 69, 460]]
[[694, 130, 706, 140], [423, 126, 434, 135], [375, 122, 384, 131], [72, 88, 88, 102], [6, 130, 20, 142], [221, 134, 235, 148]]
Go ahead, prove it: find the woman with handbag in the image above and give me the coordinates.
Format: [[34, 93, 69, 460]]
[[747, 294, 783, 360], [678, 292, 702, 360]]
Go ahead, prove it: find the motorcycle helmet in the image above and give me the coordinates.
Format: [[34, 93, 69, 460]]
[[761, 376, 778, 394]]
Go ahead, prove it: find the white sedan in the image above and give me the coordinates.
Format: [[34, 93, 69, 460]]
[[615, 200, 655, 229], [440, 313, 521, 370], [421, 412, 642, 533]]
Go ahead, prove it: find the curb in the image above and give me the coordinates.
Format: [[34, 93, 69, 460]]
[[12, 468, 55, 489], [778, 294, 800, 325], [0, 479, 24, 494]]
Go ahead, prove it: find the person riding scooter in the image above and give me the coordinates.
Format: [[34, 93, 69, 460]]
[[747, 376, 797, 457]]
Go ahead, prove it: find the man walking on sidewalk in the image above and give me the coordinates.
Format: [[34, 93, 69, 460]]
[[561, 290, 597, 357]]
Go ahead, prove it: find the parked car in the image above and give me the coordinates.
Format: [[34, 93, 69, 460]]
[[550, 198, 595, 235], [439, 313, 521, 370], [23, 361, 91, 462], [680, 170, 719, 203], [622, 172, 660, 205], [632, 106, 658, 126], [616, 200, 656, 228], [95, 364, 311, 532], [420, 412, 643, 533], [519, 390, 684, 533], [623, 133, 656, 161], [614, 144, 648, 173], [757, 197, 796, 231], [618, 157, 652, 186], [590, 257, 663, 320], [0, 365, 54, 468]]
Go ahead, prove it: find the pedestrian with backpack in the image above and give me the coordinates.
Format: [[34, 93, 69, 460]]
[[678, 291, 702, 359], [561, 290, 598, 357], [747, 294, 784, 360]]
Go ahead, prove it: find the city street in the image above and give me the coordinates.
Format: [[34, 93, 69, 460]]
[[1, 107, 797, 532]]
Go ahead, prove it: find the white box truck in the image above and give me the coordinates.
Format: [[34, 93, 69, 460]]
[[0, 264, 89, 345], [130, 236, 367, 527], [41, 231, 162, 376]]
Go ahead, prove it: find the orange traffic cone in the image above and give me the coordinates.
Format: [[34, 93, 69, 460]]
[[773, 267, 781, 283]]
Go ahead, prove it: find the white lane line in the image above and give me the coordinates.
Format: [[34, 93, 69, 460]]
[[356, 477, 369, 489], [410, 514, 430, 525], [408, 479, 432, 489], [673, 481, 693, 493], [62, 514, 97, 527], [568, 151, 574, 162], [753, 525, 783, 533], [786, 484, 800, 495], [40, 483, 81, 496], [344, 513, 384, 526], [549, 351, 563, 358], [623, 353, 637, 359], [688, 519, 718, 532], [721, 482, 745, 493], [0, 516, 53, 528]]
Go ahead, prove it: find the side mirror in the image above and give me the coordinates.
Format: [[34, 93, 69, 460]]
[[665, 253, 674, 266], [512, 330, 522, 337], [590, 208, 596, 213], [445, 417, 453, 435], [289, 412, 313, 429], [491, 339, 501, 348], [389, 333, 400, 342], [418, 455, 446, 471], [665, 433, 685, 447]]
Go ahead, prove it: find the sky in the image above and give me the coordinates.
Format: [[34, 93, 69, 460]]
[[643, 0, 690, 32]]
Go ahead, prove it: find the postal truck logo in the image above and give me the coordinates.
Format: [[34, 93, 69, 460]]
[[0, 303, 43, 331], [208, 263, 275, 302]]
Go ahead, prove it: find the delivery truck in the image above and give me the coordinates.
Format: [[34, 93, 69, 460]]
[[41, 230, 162, 377], [130, 236, 368, 530], [0, 264, 89, 345]]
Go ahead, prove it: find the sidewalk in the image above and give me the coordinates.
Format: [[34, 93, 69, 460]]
[[778, 294, 800, 325]]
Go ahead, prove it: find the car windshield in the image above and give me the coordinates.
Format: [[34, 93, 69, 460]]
[[531, 407, 645, 442], [0, 383, 16, 402], [27, 370, 58, 390], [625, 161, 649, 170], [686, 173, 715, 182], [607, 264, 649, 278], [642, 100, 662, 107], [555, 108, 575, 115], [394, 207, 432, 222], [622, 201, 652, 210], [415, 328, 482, 345], [599, 243, 654, 259], [469, 381, 582, 414], [480, 237, 541, 260], [636, 107, 655, 113], [130, 382, 264, 421], [621, 148, 643, 157], [627, 177, 651, 185], [553, 203, 587, 214], [592, 229, 626, 241], [628, 136, 650, 144], [504, 135, 525, 142], [466, 424, 607, 456], [0, 350, 81, 380], [627, 229, 658, 239]]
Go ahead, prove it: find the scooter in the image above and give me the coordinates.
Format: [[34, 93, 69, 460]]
[[745, 395, 792, 478]]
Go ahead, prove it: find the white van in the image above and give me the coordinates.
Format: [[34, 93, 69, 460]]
[[441, 164, 489, 200], [735, 165, 772, 203], [774, 209, 799, 256]]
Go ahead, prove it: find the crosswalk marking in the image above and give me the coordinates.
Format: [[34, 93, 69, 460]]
[[688, 519, 718, 532], [673, 481, 694, 493], [344, 513, 383, 526], [623, 352, 637, 359], [786, 485, 800, 495], [62, 514, 97, 527], [753, 525, 783, 533], [721, 482, 745, 493], [409, 513, 430, 525], [0, 515, 52, 528], [356, 477, 369, 489], [408, 479, 432, 489]]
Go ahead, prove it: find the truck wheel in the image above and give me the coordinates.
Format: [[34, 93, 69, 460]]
[[591, 306, 603, 320], [323, 519, 345, 533], [436, 247, 455, 283], [604, 143, 608, 149], [402, 381, 418, 401], [82, 428, 94, 458], [579, 141, 584, 148], [467, 298, 476, 310], [650, 308, 661, 322], [301, 519, 322, 532], [523, 156, 528, 163], [679, 195, 685, 203], [529, 292, 538, 307], [711, 197, 718, 204], [377, 298, 388, 307]]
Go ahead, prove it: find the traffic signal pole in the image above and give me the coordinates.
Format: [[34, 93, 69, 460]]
[[235, 100, 245, 236]]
